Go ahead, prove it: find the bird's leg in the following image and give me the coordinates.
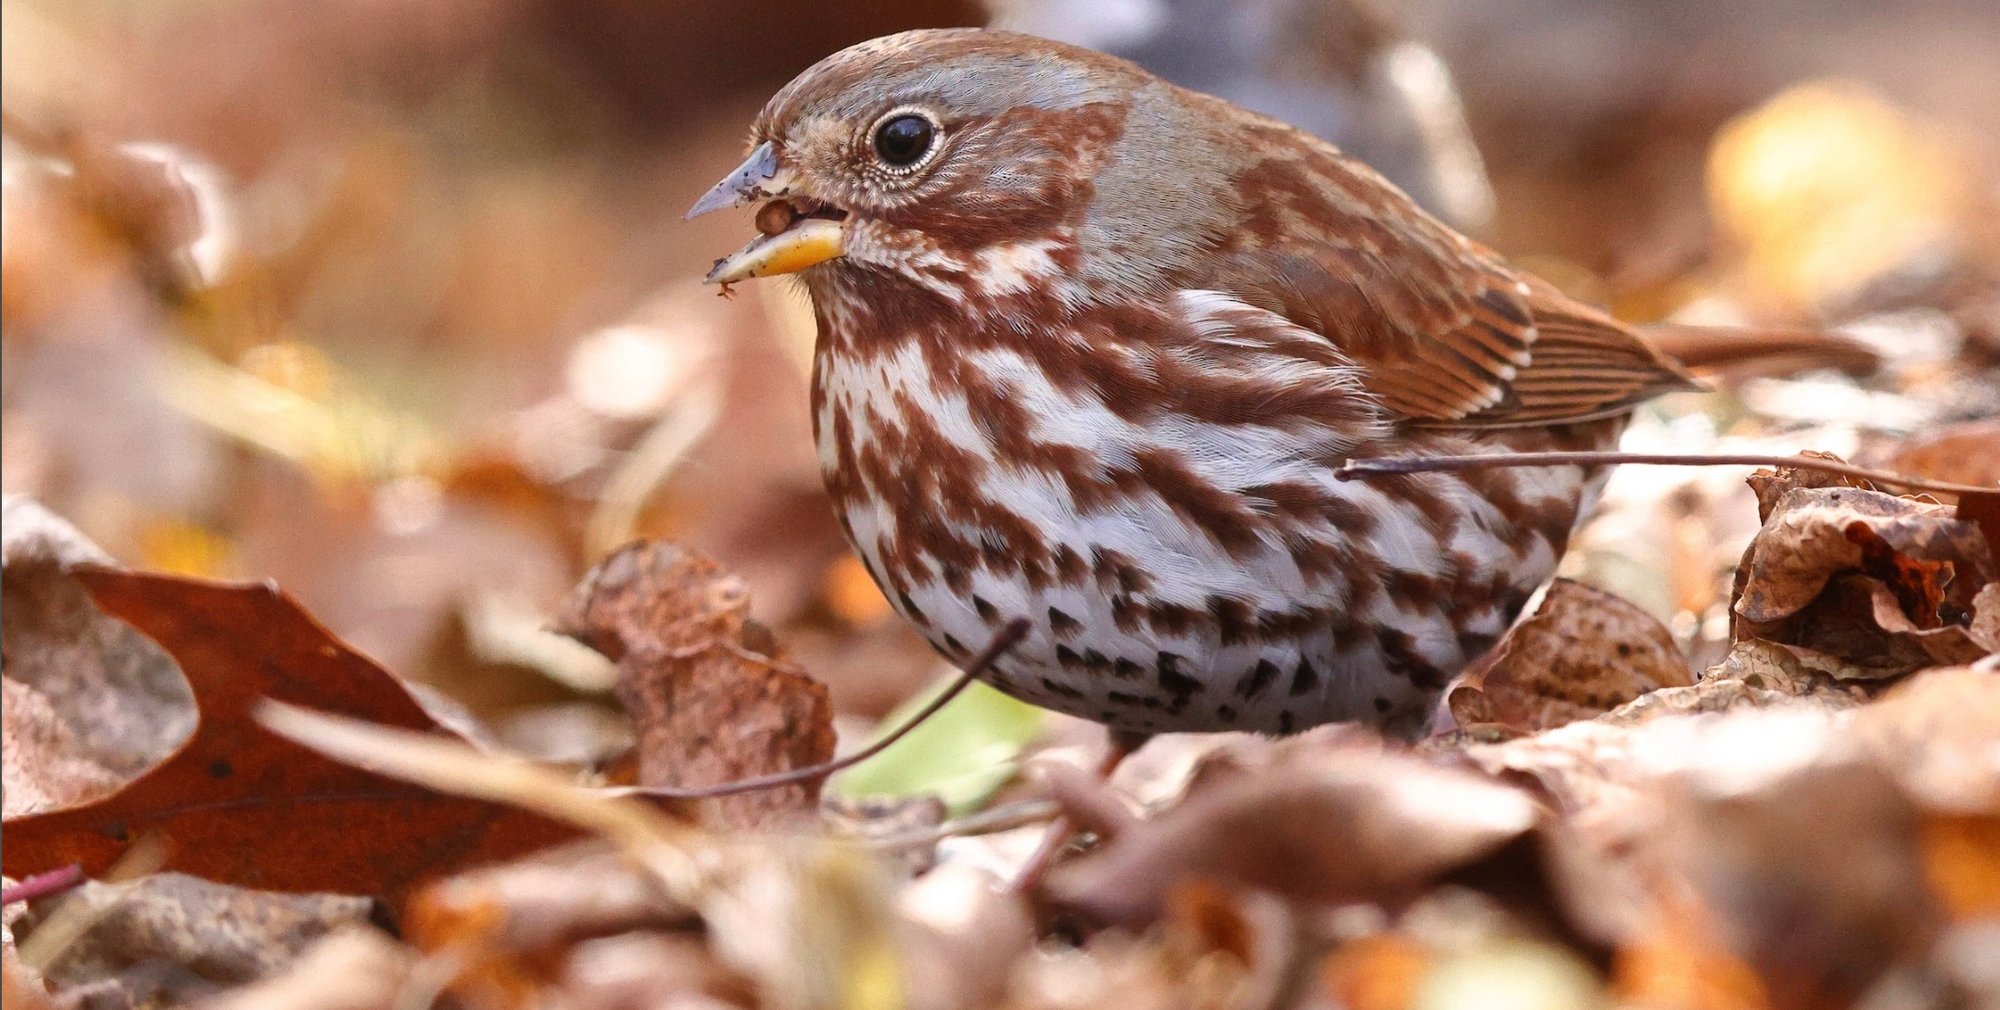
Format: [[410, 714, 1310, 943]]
[[1011, 727, 1152, 895]]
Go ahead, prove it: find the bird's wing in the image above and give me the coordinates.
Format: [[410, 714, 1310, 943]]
[[1172, 139, 1697, 428]]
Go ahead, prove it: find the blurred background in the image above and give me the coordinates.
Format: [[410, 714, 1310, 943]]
[[6, 0, 1998, 759]]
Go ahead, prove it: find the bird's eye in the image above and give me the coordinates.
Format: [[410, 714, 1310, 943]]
[[872, 113, 936, 168]]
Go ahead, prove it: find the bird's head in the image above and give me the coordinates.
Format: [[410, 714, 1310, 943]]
[[688, 29, 1242, 305]]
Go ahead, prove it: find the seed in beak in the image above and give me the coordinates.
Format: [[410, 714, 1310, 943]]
[[756, 200, 798, 237]]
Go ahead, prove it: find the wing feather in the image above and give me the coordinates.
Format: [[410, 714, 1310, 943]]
[[1168, 124, 1697, 428]]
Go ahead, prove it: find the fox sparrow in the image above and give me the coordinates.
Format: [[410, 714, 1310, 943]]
[[688, 29, 1696, 738]]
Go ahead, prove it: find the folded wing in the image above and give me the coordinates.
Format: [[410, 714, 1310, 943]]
[[1174, 128, 1698, 428]]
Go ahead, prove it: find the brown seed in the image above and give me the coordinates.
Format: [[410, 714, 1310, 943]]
[[756, 200, 797, 237]]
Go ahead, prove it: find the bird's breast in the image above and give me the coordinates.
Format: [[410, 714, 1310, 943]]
[[805, 295, 1619, 735]]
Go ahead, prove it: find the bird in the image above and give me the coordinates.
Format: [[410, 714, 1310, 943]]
[[686, 28, 1697, 742]]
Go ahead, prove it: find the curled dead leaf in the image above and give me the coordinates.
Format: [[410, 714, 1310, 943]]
[[1450, 579, 1694, 736], [1732, 471, 1996, 675], [552, 542, 836, 830]]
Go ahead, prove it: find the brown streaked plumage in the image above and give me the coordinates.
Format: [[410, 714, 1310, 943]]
[[688, 28, 1697, 737]]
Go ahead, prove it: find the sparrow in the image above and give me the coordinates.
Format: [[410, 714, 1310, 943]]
[[687, 28, 1696, 738]]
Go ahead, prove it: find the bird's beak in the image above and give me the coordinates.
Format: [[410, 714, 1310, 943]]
[[687, 140, 846, 285]]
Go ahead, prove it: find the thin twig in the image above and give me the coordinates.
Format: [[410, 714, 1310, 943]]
[[1336, 451, 1994, 497], [615, 619, 1031, 801], [866, 799, 1063, 854], [1, 865, 85, 906]]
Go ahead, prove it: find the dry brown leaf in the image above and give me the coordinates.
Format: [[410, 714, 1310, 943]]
[[1743, 451, 1877, 522], [1, 569, 574, 905], [1732, 474, 1996, 673], [1, 497, 192, 815], [1471, 660, 1985, 1008], [190, 927, 414, 1010], [1961, 489, 2000, 573], [552, 541, 835, 830], [1660, 748, 1934, 1010], [1461, 640, 1868, 832], [1693, 639, 1873, 701], [1, 679, 123, 816], [1882, 418, 2000, 492], [15, 873, 378, 1009], [405, 841, 703, 1007], [1045, 750, 1537, 926], [1462, 668, 1863, 945], [1972, 583, 2000, 652], [1734, 488, 1982, 629], [1612, 894, 1774, 1010], [1850, 666, 2000, 814], [1450, 579, 1694, 736]]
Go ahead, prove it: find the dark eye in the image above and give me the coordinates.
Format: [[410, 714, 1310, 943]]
[[872, 114, 935, 168]]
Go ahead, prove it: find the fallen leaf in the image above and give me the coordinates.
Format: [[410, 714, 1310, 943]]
[[1851, 666, 2000, 815], [1743, 451, 1876, 522], [1882, 418, 2000, 492], [1461, 669, 1865, 946], [15, 873, 378, 1009], [1045, 750, 1538, 927], [1974, 584, 2000, 652], [255, 700, 931, 1010], [1450, 579, 1694, 735], [406, 841, 706, 1009], [1, 569, 573, 905], [1734, 488, 1984, 629], [190, 927, 415, 1010], [1, 496, 193, 815], [1659, 743, 1934, 1010], [1731, 475, 1996, 673], [1959, 489, 2000, 573], [552, 541, 835, 829], [832, 678, 1044, 817], [1693, 639, 1873, 700], [2, 679, 123, 817]]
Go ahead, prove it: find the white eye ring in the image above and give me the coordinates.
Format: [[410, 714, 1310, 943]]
[[867, 106, 943, 174]]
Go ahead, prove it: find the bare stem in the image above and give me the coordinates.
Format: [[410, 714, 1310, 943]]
[[866, 799, 1063, 853], [1336, 451, 1993, 497], [617, 619, 1030, 801], [2, 865, 85, 906]]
